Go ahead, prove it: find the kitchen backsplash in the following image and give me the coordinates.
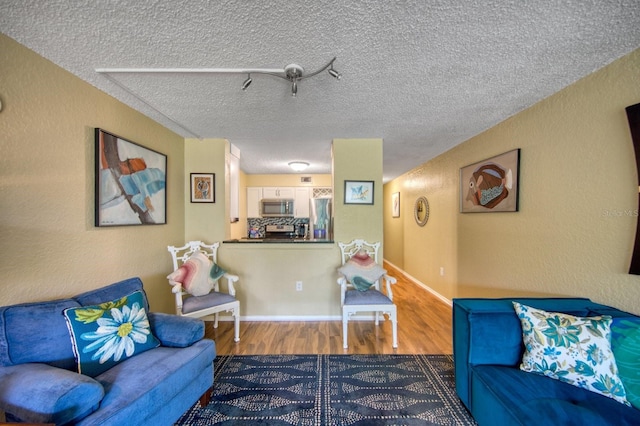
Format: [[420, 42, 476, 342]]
[[247, 217, 309, 238]]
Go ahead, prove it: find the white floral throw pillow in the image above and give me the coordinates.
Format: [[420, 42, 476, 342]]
[[512, 302, 629, 406]]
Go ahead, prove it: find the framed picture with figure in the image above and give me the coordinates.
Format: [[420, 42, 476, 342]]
[[392, 192, 400, 217], [190, 173, 215, 203]]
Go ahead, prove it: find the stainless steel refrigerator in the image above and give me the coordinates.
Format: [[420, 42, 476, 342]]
[[310, 196, 332, 240]]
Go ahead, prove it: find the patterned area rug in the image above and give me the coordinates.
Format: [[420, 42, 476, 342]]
[[175, 354, 476, 425]]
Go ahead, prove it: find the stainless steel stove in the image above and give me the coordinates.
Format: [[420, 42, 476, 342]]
[[264, 224, 297, 240]]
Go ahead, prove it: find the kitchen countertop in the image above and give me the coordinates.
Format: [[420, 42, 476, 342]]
[[223, 238, 334, 244]]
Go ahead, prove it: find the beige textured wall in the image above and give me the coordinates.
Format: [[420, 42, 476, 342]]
[[184, 138, 229, 243], [384, 48, 640, 314], [333, 139, 384, 253], [0, 34, 185, 314]]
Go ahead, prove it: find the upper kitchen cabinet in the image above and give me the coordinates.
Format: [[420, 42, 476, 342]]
[[262, 187, 295, 199], [294, 187, 310, 218], [247, 187, 262, 218]]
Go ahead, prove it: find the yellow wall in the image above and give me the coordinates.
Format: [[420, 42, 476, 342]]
[[0, 34, 185, 314], [245, 174, 332, 187], [184, 138, 229, 242], [384, 48, 640, 315], [333, 139, 384, 253]]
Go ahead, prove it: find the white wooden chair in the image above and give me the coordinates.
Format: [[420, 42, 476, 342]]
[[167, 241, 240, 342], [337, 239, 398, 349]]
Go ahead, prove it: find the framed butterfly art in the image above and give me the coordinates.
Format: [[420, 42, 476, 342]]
[[344, 180, 374, 205]]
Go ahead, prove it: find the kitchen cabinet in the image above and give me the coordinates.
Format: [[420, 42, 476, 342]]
[[262, 187, 295, 199], [247, 187, 262, 218], [294, 187, 310, 218]]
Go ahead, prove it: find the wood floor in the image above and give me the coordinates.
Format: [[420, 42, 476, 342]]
[[206, 263, 453, 355]]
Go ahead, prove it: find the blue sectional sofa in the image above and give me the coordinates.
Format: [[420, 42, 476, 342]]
[[0, 277, 216, 425], [453, 297, 640, 426]]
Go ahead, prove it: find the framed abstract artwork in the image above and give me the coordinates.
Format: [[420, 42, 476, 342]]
[[344, 180, 374, 205], [95, 128, 167, 226], [460, 148, 520, 213], [190, 173, 215, 203]]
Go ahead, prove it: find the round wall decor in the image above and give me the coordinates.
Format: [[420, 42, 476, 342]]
[[414, 196, 430, 226]]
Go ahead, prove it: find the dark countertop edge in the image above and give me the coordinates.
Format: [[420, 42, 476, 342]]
[[223, 239, 334, 244]]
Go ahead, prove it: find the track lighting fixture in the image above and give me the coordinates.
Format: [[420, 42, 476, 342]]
[[242, 74, 252, 90], [97, 57, 341, 98]]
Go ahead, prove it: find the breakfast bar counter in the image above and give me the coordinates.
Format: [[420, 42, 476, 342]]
[[223, 238, 334, 244], [217, 240, 340, 319]]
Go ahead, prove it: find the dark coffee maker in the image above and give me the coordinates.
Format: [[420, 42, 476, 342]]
[[297, 223, 308, 239]]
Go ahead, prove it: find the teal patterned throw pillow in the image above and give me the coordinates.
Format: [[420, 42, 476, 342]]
[[611, 317, 640, 409], [64, 290, 160, 377], [513, 302, 629, 406]]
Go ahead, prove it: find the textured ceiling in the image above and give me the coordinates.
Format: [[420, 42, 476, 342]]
[[2, 1, 640, 181]]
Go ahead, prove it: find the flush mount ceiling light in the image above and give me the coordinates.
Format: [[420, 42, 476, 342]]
[[288, 161, 310, 172], [97, 57, 341, 98]]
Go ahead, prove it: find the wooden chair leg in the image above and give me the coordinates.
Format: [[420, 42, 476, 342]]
[[199, 387, 212, 406]]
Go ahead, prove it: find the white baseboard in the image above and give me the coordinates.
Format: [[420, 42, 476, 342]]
[[211, 262, 451, 322], [383, 259, 453, 307], [214, 314, 386, 322]]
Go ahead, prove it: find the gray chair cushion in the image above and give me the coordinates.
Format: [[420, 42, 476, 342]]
[[344, 289, 393, 305], [182, 292, 237, 314]]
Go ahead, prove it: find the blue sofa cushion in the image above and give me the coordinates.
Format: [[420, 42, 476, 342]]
[[0, 298, 79, 370], [64, 290, 160, 377], [452, 297, 628, 412], [0, 362, 104, 424], [76, 339, 215, 425], [471, 365, 640, 426], [611, 317, 640, 409], [74, 277, 148, 310], [513, 302, 629, 405], [148, 312, 204, 348]]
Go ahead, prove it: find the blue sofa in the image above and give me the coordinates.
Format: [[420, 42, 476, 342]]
[[453, 297, 640, 426], [0, 277, 216, 425]]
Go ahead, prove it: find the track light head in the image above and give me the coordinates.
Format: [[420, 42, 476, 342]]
[[242, 73, 252, 90], [328, 67, 341, 80], [291, 80, 298, 97]]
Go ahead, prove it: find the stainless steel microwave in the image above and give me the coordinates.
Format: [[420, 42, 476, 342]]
[[260, 198, 294, 217]]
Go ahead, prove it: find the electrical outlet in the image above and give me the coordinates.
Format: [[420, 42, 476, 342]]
[[439, 267, 445, 276], [296, 281, 303, 291]]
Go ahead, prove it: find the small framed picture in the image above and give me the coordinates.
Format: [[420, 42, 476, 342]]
[[392, 192, 400, 217], [190, 173, 215, 203], [344, 180, 374, 205]]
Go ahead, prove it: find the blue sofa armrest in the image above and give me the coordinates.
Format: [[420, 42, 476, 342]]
[[148, 312, 205, 348], [452, 297, 605, 411], [0, 363, 104, 424]]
